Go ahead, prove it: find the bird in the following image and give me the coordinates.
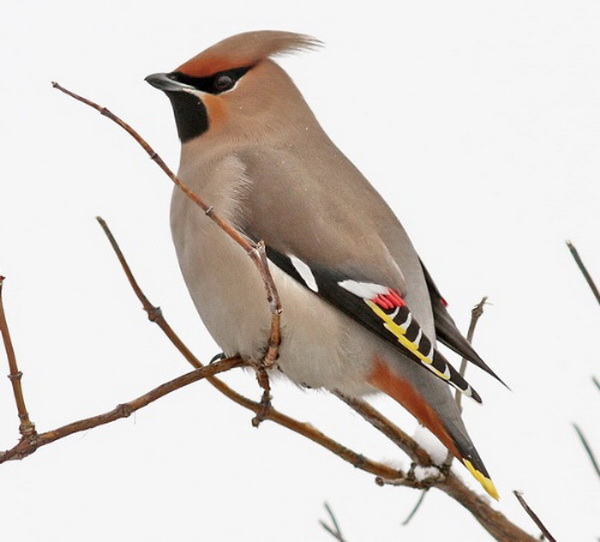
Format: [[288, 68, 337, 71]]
[[145, 30, 503, 499]]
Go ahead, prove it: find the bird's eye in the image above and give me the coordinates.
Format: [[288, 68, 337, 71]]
[[214, 74, 235, 92]]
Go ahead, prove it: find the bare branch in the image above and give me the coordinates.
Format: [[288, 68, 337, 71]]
[[319, 502, 347, 542], [593, 375, 600, 393], [513, 491, 556, 542], [95, 216, 205, 370], [257, 240, 281, 366], [334, 392, 432, 466], [53, 82, 282, 369], [442, 475, 536, 541], [207, 382, 401, 479], [454, 296, 488, 415], [573, 423, 600, 480], [376, 465, 444, 489], [96, 217, 161, 322], [566, 241, 600, 306], [0, 277, 37, 438], [250, 362, 273, 427], [0, 356, 241, 463]]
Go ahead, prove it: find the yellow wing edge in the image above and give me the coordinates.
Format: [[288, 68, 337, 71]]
[[365, 300, 449, 381]]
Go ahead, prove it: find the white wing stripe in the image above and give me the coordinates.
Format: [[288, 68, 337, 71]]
[[289, 255, 319, 292], [338, 280, 389, 298]]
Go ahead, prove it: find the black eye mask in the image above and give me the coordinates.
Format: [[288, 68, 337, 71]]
[[170, 66, 252, 95]]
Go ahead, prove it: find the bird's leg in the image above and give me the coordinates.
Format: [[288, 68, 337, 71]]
[[250, 360, 272, 427]]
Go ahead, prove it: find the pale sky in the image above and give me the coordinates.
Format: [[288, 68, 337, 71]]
[[1, 1, 599, 541]]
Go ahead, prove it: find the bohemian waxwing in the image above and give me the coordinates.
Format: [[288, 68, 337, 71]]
[[146, 30, 503, 499]]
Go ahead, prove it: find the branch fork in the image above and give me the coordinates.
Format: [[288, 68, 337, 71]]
[[0, 276, 37, 440], [251, 362, 272, 427], [376, 464, 445, 489]]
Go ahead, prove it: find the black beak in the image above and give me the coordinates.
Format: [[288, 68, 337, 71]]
[[145, 72, 189, 92]]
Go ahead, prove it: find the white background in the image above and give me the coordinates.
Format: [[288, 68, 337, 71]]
[[1, 1, 599, 540]]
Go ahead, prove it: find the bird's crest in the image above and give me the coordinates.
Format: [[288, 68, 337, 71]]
[[177, 30, 322, 77]]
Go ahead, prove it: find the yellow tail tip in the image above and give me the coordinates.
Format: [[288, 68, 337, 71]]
[[463, 459, 500, 500]]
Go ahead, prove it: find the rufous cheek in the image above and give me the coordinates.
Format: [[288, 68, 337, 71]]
[[202, 94, 228, 128]]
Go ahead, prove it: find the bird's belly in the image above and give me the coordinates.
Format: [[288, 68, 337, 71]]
[[170, 206, 374, 396]]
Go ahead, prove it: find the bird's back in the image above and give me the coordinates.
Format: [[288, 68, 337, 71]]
[[236, 131, 436, 340]]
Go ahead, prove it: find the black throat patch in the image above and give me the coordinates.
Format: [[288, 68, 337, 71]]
[[166, 91, 209, 143]]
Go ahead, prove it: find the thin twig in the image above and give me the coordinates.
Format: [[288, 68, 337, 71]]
[[441, 473, 537, 541], [402, 489, 429, 526], [319, 502, 347, 542], [593, 375, 600, 393], [376, 464, 444, 489], [566, 241, 600, 306], [95, 216, 204, 370], [320, 522, 345, 542], [96, 217, 161, 322], [324, 502, 343, 538], [0, 277, 36, 438], [257, 241, 281, 367], [204, 382, 401, 479], [251, 362, 272, 427], [573, 423, 600, 480], [443, 296, 487, 469], [513, 491, 556, 542], [455, 296, 488, 415], [0, 357, 241, 463], [53, 82, 282, 373]]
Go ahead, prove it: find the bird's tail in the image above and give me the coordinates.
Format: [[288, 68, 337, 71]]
[[369, 357, 498, 499], [452, 435, 499, 500]]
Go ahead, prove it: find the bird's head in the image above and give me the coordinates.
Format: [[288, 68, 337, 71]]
[[146, 30, 321, 144]]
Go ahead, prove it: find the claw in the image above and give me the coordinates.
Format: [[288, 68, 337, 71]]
[[209, 352, 226, 364]]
